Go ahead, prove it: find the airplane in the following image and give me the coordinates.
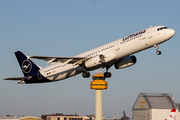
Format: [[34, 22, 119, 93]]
[[4, 25, 175, 84], [123, 111, 128, 120], [165, 109, 176, 120]]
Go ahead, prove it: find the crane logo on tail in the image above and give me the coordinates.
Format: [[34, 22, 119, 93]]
[[22, 60, 32, 73]]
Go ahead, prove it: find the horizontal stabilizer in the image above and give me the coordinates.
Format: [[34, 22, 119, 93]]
[[4, 76, 32, 80]]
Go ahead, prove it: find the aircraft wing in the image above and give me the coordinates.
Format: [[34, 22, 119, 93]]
[[3, 76, 32, 80], [30, 56, 87, 65]]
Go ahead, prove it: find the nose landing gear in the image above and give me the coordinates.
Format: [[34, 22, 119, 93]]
[[154, 45, 161, 55]]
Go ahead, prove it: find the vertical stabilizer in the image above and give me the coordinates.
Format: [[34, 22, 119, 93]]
[[123, 111, 127, 120], [15, 51, 40, 76], [165, 109, 176, 120]]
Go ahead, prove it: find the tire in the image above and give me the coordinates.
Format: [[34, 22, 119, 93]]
[[104, 72, 112, 78], [156, 51, 161, 55]]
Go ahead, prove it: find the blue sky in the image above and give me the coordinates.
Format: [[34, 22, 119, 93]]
[[0, 0, 180, 118]]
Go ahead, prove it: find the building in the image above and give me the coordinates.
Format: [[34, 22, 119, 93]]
[[0, 116, 41, 120], [132, 93, 177, 120], [20, 116, 41, 120], [0, 116, 21, 120], [41, 113, 84, 120]]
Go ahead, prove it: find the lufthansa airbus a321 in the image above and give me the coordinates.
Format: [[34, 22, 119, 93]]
[[4, 26, 175, 84]]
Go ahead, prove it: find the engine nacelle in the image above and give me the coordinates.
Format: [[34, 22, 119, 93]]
[[114, 55, 137, 69], [85, 53, 116, 68], [85, 55, 103, 68]]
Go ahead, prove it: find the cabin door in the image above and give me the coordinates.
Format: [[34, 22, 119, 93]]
[[147, 28, 152, 39]]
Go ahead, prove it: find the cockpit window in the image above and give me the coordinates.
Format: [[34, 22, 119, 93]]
[[157, 27, 168, 31]]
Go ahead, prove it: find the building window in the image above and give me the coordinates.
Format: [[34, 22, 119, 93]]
[[64, 117, 67, 120], [58, 117, 60, 120]]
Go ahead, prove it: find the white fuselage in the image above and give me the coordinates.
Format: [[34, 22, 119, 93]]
[[39, 26, 175, 81]]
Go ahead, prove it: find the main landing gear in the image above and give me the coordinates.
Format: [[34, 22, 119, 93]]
[[82, 64, 112, 78], [82, 67, 112, 78], [82, 71, 90, 78], [82, 71, 112, 78], [104, 65, 112, 78], [104, 72, 111, 78], [154, 45, 161, 55]]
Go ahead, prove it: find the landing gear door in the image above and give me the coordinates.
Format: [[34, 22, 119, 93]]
[[147, 28, 152, 39]]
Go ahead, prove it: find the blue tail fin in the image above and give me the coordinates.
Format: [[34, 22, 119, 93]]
[[123, 111, 127, 120], [15, 51, 40, 77]]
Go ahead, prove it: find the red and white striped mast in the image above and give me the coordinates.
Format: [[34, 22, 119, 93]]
[[117, 105, 118, 120]]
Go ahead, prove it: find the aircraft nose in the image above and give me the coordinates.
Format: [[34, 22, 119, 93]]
[[169, 29, 175, 37]]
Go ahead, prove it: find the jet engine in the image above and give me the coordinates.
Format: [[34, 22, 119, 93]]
[[85, 53, 116, 68], [114, 55, 137, 69], [85, 55, 105, 68]]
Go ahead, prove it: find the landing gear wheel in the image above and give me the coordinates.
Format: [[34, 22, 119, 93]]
[[82, 72, 90, 78], [154, 45, 162, 55], [156, 51, 161, 55], [104, 72, 112, 78]]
